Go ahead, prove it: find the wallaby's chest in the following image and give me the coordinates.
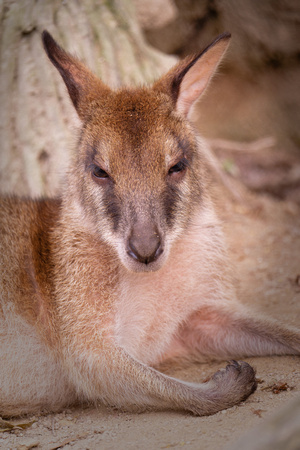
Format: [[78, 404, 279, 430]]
[[114, 216, 224, 365]]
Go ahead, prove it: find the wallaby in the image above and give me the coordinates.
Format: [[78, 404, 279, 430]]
[[1, 31, 299, 418]]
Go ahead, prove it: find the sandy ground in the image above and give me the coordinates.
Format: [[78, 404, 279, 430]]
[[1, 187, 300, 450]]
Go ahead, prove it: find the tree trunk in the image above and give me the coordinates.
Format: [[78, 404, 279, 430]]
[[0, 0, 176, 197]]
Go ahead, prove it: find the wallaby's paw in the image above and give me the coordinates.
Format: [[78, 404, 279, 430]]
[[210, 360, 257, 406], [186, 361, 256, 416]]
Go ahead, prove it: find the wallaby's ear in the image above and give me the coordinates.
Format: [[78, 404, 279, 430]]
[[42, 30, 110, 119], [154, 32, 231, 118]]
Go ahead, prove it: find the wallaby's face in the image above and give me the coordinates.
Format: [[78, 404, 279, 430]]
[[43, 32, 230, 272], [75, 89, 203, 272]]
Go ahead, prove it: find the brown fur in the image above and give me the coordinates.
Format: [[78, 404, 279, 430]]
[[0, 31, 299, 417]]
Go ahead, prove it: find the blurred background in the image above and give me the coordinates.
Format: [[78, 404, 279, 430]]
[[137, 0, 300, 204], [1, 3, 300, 448], [0, 0, 299, 203]]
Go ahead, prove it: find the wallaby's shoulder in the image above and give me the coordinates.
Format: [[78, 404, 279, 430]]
[[0, 195, 61, 286], [0, 196, 61, 327], [0, 195, 61, 238]]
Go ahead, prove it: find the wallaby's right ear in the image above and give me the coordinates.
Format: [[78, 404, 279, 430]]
[[153, 32, 231, 118], [42, 31, 110, 119]]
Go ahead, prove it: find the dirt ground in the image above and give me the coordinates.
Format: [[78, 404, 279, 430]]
[[1, 161, 300, 450]]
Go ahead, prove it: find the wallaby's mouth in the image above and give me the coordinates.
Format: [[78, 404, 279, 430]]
[[126, 243, 164, 266], [123, 252, 166, 272], [124, 239, 165, 272]]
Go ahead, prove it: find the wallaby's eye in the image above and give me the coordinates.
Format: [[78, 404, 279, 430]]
[[168, 159, 187, 176], [92, 165, 109, 179]]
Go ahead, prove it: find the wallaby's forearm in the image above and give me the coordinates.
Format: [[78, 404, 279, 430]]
[[60, 338, 256, 416]]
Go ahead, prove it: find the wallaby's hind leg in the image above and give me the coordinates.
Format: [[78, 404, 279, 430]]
[[177, 304, 300, 361]]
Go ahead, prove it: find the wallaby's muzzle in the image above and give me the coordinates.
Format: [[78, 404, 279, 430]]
[[127, 221, 163, 265]]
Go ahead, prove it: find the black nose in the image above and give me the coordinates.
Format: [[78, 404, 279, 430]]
[[127, 225, 163, 265]]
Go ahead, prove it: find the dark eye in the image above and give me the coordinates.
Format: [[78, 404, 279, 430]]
[[168, 159, 187, 175], [92, 165, 109, 179]]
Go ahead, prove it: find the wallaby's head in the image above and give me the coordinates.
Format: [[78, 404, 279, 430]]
[[42, 31, 230, 273]]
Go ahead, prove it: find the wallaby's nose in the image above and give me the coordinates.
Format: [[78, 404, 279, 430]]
[[127, 223, 163, 265]]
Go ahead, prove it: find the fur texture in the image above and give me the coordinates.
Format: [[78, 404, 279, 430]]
[[1, 31, 299, 417]]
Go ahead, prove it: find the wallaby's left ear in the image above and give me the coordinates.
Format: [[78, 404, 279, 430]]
[[154, 32, 231, 118], [42, 30, 110, 119]]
